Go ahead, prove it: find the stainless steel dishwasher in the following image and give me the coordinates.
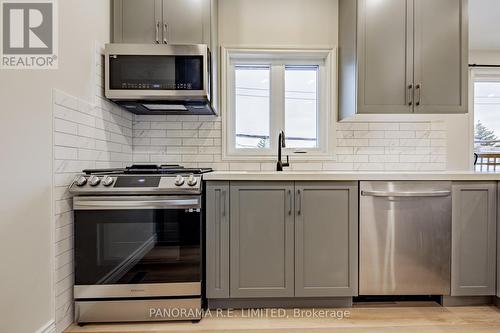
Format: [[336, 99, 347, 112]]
[[359, 181, 452, 296]]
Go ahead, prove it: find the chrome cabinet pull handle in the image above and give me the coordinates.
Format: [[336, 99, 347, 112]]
[[155, 21, 160, 44], [297, 189, 302, 215], [415, 84, 421, 106], [163, 23, 168, 44], [408, 84, 413, 106], [288, 189, 292, 215]]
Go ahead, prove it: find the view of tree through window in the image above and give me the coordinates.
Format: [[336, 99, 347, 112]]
[[474, 81, 500, 152]]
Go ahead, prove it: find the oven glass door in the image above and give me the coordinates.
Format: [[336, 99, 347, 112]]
[[74, 196, 201, 286], [109, 55, 204, 91]]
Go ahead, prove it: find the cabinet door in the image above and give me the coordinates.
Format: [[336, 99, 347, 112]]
[[230, 182, 294, 298], [295, 182, 358, 297], [357, 0, 413, 114], [163, 0, 205, 44], [206, 181, 229, 299], [113, 0, 162, 43], [413, 0, 468, 113], [451, 182, 497, 296]]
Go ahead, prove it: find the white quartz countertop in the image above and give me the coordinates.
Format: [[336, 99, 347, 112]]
[[204, 171, 500, 181]]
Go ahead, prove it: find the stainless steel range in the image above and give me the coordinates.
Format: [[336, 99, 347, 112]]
[[69, 165, 212, 324]]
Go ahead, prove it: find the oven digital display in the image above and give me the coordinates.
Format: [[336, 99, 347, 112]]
[[114, 176, 161, 188]]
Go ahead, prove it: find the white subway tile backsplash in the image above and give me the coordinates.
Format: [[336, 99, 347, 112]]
[[400, 155, 431, 163], [400, 122, 431, 131], [131, 117, 446, 172], [369, 138, 400, 147], [431, 139, 447, 147], [337, 122, 369, 131], [353, 131, 385, 139], [54, 119, 78, 135], [182, 154, 214, 163], [133, 129, 166, 138], [53, 88, 133, 333], [151, 138, 183, 146], [354, 147, 385, 155], [369, 155, 399, 163], [399, 139, 431, 147], [385, 131, 415, 139], [54, 147, 78, 160], [152, 122, 183, 130], [369, 122, 399, 131]]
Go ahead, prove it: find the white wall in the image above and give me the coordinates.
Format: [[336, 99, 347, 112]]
[[219, 0, 337, 48], [0, 1, 111, 332], [470, 49, 500, 65]]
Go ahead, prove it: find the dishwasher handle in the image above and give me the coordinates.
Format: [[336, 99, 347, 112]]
[[361, 190, 451, 198]]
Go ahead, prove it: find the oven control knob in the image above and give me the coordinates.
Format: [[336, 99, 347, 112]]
[[102, 176, 114, 187], [187, 175, 198, 187], [174, 175, 185, 186], [89, 176, 101, 186], [75, 176, 87, 187]]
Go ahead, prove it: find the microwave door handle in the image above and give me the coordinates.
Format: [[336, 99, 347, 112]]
[[74, 198, 201, 210]]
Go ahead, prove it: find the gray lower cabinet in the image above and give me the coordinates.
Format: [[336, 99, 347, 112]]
[[206, 181, 230, 298], [451, 182, 497, 296], [294, 182, 358, 297], [229, 182, 295, 298]]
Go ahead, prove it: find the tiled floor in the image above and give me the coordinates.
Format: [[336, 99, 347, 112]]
[[65, 304, 500, 333]]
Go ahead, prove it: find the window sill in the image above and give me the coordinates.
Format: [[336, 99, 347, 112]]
[[221, 152, 335, 162]]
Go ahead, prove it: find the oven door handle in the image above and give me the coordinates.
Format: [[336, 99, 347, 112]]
[[74, 197, 201, 210]]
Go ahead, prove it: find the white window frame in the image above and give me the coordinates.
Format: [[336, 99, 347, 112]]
[[221, 47, 336, 160], [469, 68, 500, 169]]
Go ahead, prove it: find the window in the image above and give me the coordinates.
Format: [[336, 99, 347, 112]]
[[222, 48, 335, 159], [472, 70, 500, 171]]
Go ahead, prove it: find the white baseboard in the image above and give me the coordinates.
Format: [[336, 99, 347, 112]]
[[35, 320, 55, 333]]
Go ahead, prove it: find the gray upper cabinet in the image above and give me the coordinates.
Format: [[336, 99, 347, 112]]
[[163, 0, 205, 45], [357, 0, 413, 114], [230, 182, 295, 298], [339, 0, 468, 118], [294, 182, 358, 297], [451, 182, 497, 296], [113, 0, 210, 44], [413, 0, 468, 113], [113, 0, 162, 44], [206, 181, 230, 299]]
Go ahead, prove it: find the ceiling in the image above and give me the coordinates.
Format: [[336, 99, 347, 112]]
[[469, 0, 500, 50]]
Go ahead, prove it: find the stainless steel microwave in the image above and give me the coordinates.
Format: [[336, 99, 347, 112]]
[[104, 43, 215, 115]]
